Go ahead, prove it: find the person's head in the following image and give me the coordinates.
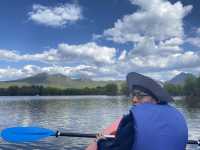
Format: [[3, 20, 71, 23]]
[[127, 72, 173, 104], [130, 88, 159, 105]]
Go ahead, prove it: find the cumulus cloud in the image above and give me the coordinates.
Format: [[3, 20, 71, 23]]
[[92, 49, 200, 80], [0, 49, 200, 81], [114, 50, 200, 79], [103, 0, 192, 43], [129, 37, 182, 57], [185, 27, 200, 48], [0, 42, 116, 66], [0, 67, 24, 81], [186, 37, 200, 48], [0, 49, 21, 61], [0, 0, 199, 81], [94, 0, 198, 80], [28, 3, 82, 27], [1, 58, 200, 81], [0, 48, 58, 62], [57, 42, 116, 65]]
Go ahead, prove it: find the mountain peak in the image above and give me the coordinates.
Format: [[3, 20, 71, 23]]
[[168, 72, 196, 85]]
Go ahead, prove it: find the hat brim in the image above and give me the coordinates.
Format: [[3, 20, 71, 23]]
[[127, 72, 173, 103]]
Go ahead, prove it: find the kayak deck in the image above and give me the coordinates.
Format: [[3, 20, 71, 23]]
[[86, 118, 121, 150]]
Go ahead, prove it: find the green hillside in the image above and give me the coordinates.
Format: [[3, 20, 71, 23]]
[[0, 73, 124, 89]]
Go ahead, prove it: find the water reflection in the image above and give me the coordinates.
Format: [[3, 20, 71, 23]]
[[0, 96, 199, 149], [173, 97, 200, 150]]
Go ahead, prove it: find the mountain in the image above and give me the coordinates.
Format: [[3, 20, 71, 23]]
[[0, 73, 123, 89], [168, 72, 196, 85]]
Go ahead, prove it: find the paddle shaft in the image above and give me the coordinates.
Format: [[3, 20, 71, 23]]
[[58, 132, 96, 138], [56, 131, 115, 138], [57, 131, 200, 146]]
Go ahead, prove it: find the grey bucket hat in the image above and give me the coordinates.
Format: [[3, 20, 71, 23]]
[[127, 72, 173, 103]]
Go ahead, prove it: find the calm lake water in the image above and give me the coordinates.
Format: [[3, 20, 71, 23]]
[[0, 96, 199, 150]]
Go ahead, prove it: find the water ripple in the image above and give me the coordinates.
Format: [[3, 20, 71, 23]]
[[0, 96, 199, 149]]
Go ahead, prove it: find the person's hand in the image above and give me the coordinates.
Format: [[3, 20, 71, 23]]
[[95, 133, 106, 142]]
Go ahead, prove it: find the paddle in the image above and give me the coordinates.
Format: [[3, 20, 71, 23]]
[[1, 127, 200, 146], [0, 127, 114, 142]]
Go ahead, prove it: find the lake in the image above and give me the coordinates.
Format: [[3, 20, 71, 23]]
[[0, 96, 199, 150]]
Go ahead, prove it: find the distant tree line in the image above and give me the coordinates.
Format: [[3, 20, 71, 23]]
[[5, 76, 200, 97], [164, 76, 200, 96], [0, 83, 129, 96]]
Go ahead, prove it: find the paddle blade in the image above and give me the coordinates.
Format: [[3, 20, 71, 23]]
[[1, 127, 55, 142]]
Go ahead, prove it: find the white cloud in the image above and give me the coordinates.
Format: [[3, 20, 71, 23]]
[[144, 70, 182, 81], [23, 49, 58, 63], [93, 0, 198, 80], [0, 49, 21, 61], [89, 49, 200, 80], [0, 48, 58, 62], [129, 51, 200, 74], [0, 67, 24, 81], [186, 37, 200, 48], [0, 0, 199, 81], [1, 44, 200, 81], [57, 42, 116, 65], [21, 65, 42, 76], [103, 0, 192, 43], [28, 3, 82, 27], [130, 37, 182, 57], [197, 28, 200, 35], [168, 51, 200, 69], [160, 37, 183, 47], [121, 50, 199, 71], [0, 48, 200, 81], [0, 42, 116, 66]]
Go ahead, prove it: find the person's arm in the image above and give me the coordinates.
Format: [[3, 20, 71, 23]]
[[97, 112, 134, 150]]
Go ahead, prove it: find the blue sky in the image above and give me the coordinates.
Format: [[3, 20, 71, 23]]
[[0, 0, 200, 81]]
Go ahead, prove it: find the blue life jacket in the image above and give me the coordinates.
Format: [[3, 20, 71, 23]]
[[130, 103, 188, 150]]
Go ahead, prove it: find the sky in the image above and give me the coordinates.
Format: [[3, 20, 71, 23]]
[[0, 0, 200, 81]]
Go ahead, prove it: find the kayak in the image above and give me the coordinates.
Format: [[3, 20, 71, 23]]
[[86, 118, 121, 150]]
